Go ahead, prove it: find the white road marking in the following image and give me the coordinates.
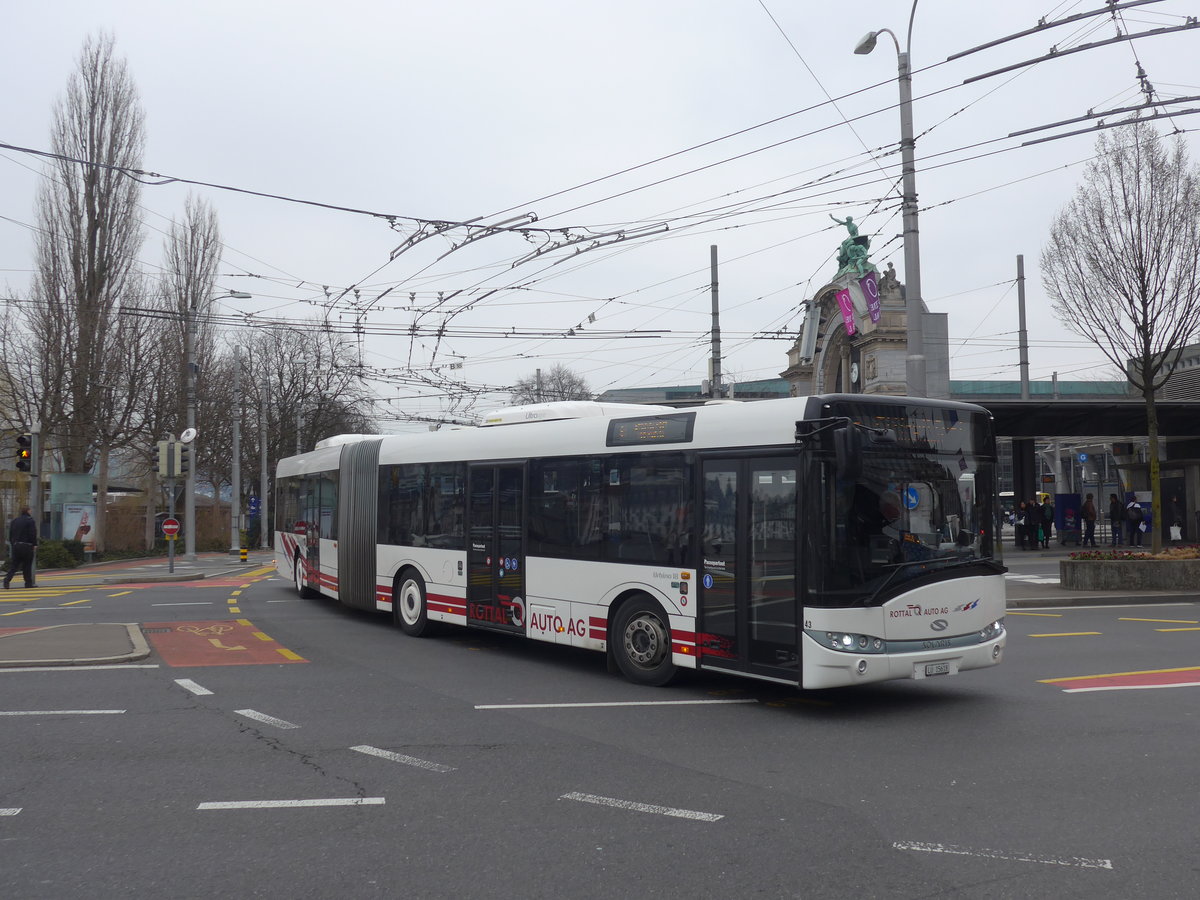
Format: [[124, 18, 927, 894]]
[[0, 709, 125, 716], [0, 664, 159, 673], [561, 791, 723, 822], [350, 744, 455, 773], [1064, 681, 1200, 693], [476, 699, 758, 710], [234, 708, 299, 729], [151, 602, 212, 606], [1, 808, 21, 816], [1013, 602, 1198, 611], [175, 678, 213, 696], [893, 841, 1112, 870], [198, 798, 385, 810], [1005, 575, 1061, 584]]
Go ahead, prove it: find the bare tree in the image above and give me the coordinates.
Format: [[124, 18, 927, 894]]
[[1041, 120, 1200, 553], [239, 324, 378, 513], [160, 195, 225, 552], [31, 33, 146, 476], [511, 363, 593, 404]]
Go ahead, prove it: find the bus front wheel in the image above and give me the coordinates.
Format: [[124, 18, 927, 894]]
[[612, 596, 677, 686], [294, 557, 318, 599], [395, 570, 432, 637]]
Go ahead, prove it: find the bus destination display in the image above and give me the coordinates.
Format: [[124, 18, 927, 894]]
[[606, 412, 695, 447]]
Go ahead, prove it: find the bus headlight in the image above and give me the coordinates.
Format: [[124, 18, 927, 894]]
[[978, 618, 1005, 642], [823, 631, 886, 654]]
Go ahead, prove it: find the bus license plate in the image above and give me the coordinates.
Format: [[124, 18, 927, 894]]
[[924, 661, 952, 677]]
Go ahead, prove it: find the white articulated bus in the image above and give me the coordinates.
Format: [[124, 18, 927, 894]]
[[274, 394, 1006, 689]]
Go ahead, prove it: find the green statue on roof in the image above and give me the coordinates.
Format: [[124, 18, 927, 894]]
[[831, 213, 877, 279]]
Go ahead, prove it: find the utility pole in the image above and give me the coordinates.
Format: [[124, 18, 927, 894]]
[[260, 375, 270, 550], [230, 347, 241, 555], [1017, 255, 1030, 400], [710, 245, 723, 399]]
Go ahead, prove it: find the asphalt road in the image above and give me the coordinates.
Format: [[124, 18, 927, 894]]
[[1, 570, 1197, 898]]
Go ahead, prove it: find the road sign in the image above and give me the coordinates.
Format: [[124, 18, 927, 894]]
[[162, 517, 181, 537], [1078, 452, 1089, 462]]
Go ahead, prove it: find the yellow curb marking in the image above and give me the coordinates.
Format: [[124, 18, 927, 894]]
[[59, 599, 91, 606], [0, 608, 34, 616], [252, 632, 273, 642], [1119, 617, 1200, 624], [107, 591, 132, 597], [1157, 626, 1200, 632], [231, 590, 242, 597], [236, 619, 252, 627], [1028, 632, 1102, 638], [248, 567, 274, 576], [229, 607, 241, 613], [276, 648, 305, 661]]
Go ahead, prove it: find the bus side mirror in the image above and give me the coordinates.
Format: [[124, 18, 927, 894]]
[[834, 423, 863, 480]]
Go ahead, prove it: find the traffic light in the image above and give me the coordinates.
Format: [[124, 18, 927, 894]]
[[157, 440, 172, 478], [174, 442, 192, 478], [16, 433, 31, 472]]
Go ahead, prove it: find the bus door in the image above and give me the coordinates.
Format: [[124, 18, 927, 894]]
[[699, 457, 800, 677], [467, 464, 526, 634]]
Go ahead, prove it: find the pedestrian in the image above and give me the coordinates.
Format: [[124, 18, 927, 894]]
[[1108, 493, 1124, 546], [1040, 496, 1054, 548], [3, 506, 38, 589], [1030, 498, 1044, 550], [1126, 499, 1145, 547], [1081, 493, 1098, 547], [1015, 500, 1027, 550]]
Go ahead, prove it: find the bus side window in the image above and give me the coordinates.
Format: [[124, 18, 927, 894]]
[[427, 463, 465, 550]]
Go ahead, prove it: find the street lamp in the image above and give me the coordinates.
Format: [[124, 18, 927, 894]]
[[185, 289, 251, 560], [855, 2, 927, 397]]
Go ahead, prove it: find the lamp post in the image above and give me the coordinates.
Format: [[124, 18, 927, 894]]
[[185, 290, 251, 560], [855, 2, 926, 397]]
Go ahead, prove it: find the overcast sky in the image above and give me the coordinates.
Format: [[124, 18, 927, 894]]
[[3, 0, 1198, 430]]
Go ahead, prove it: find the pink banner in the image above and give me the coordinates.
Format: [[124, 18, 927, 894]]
[[836, 288, 856, 336], [860, 272, 881, 323]]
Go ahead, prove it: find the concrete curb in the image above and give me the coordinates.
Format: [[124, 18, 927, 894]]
[[102, 572, 210, 584], [1007, 591, 1200, 609], [0, 623, 151, 668]]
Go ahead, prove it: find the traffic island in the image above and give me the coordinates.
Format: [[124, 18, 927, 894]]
[[1060, 548, 1200, 591]]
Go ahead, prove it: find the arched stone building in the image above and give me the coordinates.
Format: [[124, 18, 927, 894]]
[[780, 262, 949, 398]]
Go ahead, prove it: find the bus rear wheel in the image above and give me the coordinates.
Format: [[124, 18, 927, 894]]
[[612, 596, 677, 686], [395, 570, 432, 637]]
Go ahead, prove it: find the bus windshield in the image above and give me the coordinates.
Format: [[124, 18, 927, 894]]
[[809, 402, 1000, 608]]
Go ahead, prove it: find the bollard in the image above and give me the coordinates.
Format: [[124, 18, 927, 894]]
[[240, 547, 248, 563]]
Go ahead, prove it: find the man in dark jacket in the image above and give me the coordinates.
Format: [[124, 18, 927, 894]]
[[4, 507, 38, 589]]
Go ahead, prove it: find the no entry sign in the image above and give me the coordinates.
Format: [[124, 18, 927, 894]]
[[162, 517, 181, 537]]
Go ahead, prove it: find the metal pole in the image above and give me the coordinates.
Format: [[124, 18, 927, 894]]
[[710, 244, 722, 399], [230, 347, 241, 555], [167, 436, 177, 575], [184, 302, 197, 560], [260, 375, 270, 551], [29, 426, 41, 587], [1017, 254, 1030, 400], [898, 48, 926, 397]]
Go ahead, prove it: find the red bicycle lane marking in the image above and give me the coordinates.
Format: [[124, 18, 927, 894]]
[[1041, 665, 1200, 692], [142, 620, 307, 667]]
